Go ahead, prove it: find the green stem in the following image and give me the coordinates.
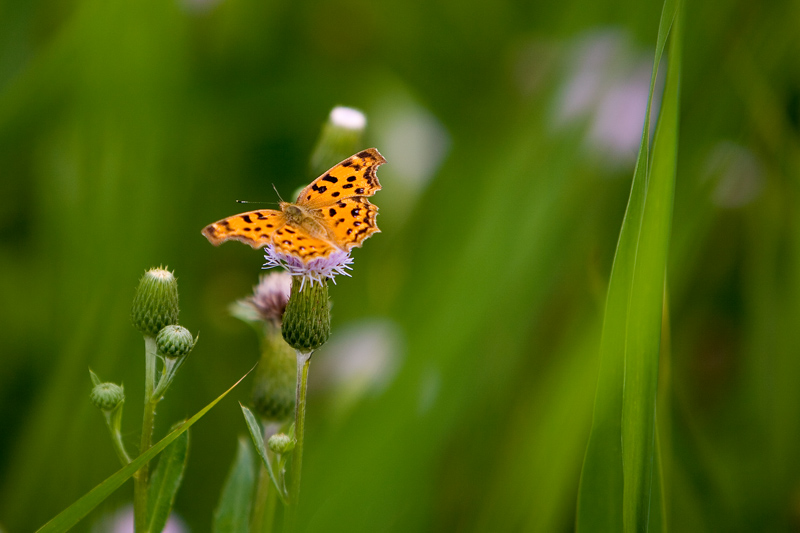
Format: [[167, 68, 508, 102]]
[[134, 336, 158, 533], [286, 351, 312, 531], [104, 408, 131, 466]]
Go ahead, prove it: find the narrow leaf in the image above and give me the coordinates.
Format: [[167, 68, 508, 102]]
[[36, 368, 253, 533], [213, 436, 256, 533], [240, 404, 287, 505], [146, 426, 190, 533]]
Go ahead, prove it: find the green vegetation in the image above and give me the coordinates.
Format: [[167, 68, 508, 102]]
[[1, 0, 799, 530]]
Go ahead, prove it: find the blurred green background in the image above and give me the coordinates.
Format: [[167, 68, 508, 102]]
[[1, 0, 799, 531]]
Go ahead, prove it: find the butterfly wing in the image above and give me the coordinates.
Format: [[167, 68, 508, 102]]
[[202, 210, 285, 250], [271, 223, 337, 261], [295, 148, 385, 209], [316, 197, 380, 251]]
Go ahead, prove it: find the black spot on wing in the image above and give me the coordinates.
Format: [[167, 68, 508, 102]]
[[312, 183, 328, 194], [322, 174, 338, 183], [241, 214, 253, 223]]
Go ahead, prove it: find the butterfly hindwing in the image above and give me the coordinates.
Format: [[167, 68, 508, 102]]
[[316, 197, 380, 251], [271, 223, 337, 260], [202, 210, 285, 250], [296, 148, 385, 209]]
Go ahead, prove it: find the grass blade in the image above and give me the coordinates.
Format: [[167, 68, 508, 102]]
[[213, 436, 257, 533], [35, 368, 253, 533], [576, 0, 682, 531], [146, 425, 190, 533]]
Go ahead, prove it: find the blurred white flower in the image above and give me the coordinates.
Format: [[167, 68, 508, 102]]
[[330, 106, 367, 131], [310, 319, 403, 413], [179, 0, 222, 14], [704, 141, 764, 208], [552, 29, 661, 168], [92, 505, 188, 533]]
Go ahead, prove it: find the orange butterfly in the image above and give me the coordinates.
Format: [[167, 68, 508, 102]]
[[202, 149, 385, 262]]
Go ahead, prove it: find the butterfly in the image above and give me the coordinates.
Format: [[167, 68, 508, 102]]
[[202, 148, 385, 261]]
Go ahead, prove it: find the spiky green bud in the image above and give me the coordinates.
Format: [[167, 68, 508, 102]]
[[90, 382, 125, 411], [251, 331, 296, 421], [156, 325, 196, 359], [267, 433, 295, 455], [131, 267, 179, 337], [282, 279, 331, 353]]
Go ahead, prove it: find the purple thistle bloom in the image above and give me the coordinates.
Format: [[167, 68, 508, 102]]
[[263, 244, 354, 290]]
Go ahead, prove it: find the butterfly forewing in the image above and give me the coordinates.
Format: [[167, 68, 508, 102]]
[[202, 210, 285, 250], [296, 148, 385, 209]]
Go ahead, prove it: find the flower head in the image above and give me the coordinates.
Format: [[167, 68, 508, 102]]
[[264, 244, 353, 290], [91, 382, 125, 411]]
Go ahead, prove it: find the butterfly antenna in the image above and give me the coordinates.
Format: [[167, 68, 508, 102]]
[[271, 184, 285, 203], [235, 200, 272, 205]]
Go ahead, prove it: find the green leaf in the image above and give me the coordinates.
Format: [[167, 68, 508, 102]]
[[35, 368, 253, 533], [576, 0, 682, 531], [213, 436, 256, 533], [146, 424, 190, 533], [240, 403, 287, 505]]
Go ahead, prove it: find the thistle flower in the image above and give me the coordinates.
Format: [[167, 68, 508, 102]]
[[310, 106, 367, 176], [230, 273, 297, 422], [233, 271, 293, 327], [263, 245, 353, 291], [131, 267, 179, 337]]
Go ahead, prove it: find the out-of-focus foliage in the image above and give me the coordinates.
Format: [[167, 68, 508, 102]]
[[0, 0, 798, 531]]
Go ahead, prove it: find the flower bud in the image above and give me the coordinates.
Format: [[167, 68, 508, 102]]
[[156, 325, 196, 359], [282, 278, 331, 353], [267, 433, 295, 455], [310, 106, 367, 176], [90, 382, 125, 411], [131, 267, 179, 337]]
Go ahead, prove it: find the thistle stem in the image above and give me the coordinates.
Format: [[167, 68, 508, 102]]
[[286, 351, 312, 531], [135, 336, 159, 533]]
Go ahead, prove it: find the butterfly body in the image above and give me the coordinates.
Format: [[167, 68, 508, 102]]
[[202, 149, 385, 262], [279, 202, 330, 241]]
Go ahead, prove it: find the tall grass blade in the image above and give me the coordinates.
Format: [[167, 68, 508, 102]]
[[576, 0, 682, 531]]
